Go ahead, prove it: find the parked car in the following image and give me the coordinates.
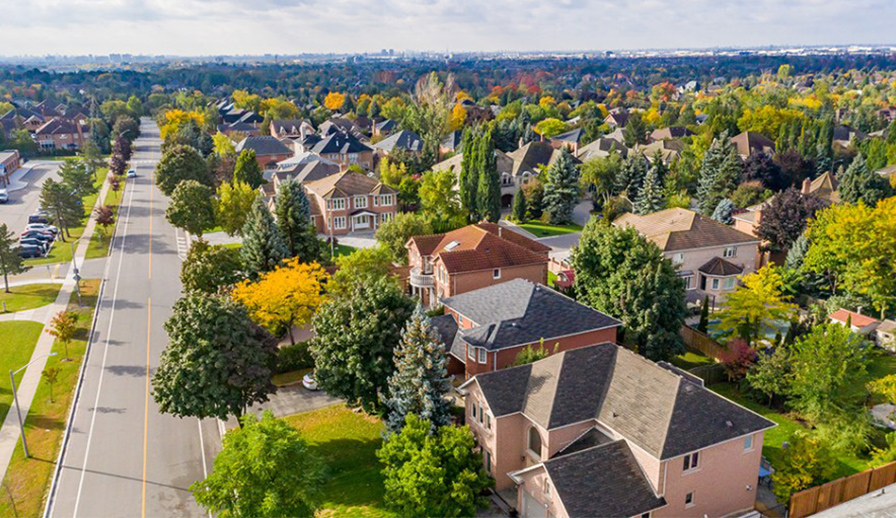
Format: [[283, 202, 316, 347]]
[[127, 169, 137, 178], [28, 214, 49, 225], [21, 230, 54, 242], [25, 223, 59, 235], [302, 372, 318, 391], [0, 189, 8, 203], [18, 245, 44, 259], [19, 238, 49, 251]]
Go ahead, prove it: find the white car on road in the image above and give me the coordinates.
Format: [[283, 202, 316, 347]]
[[127, 169, 137, 178]]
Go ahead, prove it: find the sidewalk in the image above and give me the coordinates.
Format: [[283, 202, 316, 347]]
[[0, 173, 112, 480]]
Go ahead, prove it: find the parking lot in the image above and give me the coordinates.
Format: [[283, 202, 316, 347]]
[[0, 161, 61, 235]]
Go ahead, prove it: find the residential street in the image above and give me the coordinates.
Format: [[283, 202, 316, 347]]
[[47, 119, 219, 518]]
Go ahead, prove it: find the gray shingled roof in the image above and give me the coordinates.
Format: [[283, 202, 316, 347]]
[[373, 129, 424, 152], [311, 131, 372, 154], [472, 344, 775, 459], [236, 136, 292, 156], [441, 279, 620, 352], [544, 440, 667, 517]]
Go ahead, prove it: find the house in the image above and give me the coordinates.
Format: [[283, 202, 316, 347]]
[[440, 130, 463, 157], [636, 139, 685, 164], [319, 118, 362, 137], [372, 129, 424, 157], [235, 136, 294, 170], [614, 208, 760, 302], [34, 118, 90, 150], [270, 119, 315, 139], [832, 124, 867, 147], [575, 137, 628, 161], [603, 110, 630, 128], [504, 141, 580, 207], [730, 131, 775, 159], [732, 198, 774, 237], [310, 131, 374, 170], [217, 121, 262, 137], [549, 128, 585, 153], [303, 171, 396, 235], [828, 309, 880, 336], [459, 343, 775, 518], [432, 150, 516, 205], [801, 171, 840, 204], [432, 279, 620, 378], [406, 223, 550, 307], [0, 150, 22, 185], [373, 119, 397, 137], [650, 126, 695, 141], [877, 320, 896, 351]]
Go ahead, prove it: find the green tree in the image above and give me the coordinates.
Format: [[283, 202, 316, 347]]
[[215, 180, 258, 236], [191, 410, 324, 518], [746, 347, 791, 406], [697, 296, 710, 333], [329, 245, 396, 295], [377, 414, 492, 518], [420, 169, 466, 231], [535, 118, 568, 138], [39, 179, 83, 239], [634, 156, 666, 215], [513, 339, 556, 366], [572, 221, 686, 361], [155, 144, 212, 196], [166, 180, 216, 237], [309, 276, 414, 412], [402, 72, 455, 165], [711, 198, 734, 224], [458, 128, 478, 219], [771, 432, 835, 502], [697, 134, 741, 214], [181, 241, 244, 294], [580, 149, 623, 209], [511, 188, 527, 222], [0, 224, 28, 292], [375, 212, 433, 265], [622, 111, 648, 147], [475, 128, 501, 223], [274, 179, 321, 262], [838, 154, 891, 206], [152, 293, 277, 421], [81, 139, 105, 180], [58, 159, 96, 199], [240, 197, 288, 279], [233, 149, 264, 189], [616, 153, 648, 201], [384, 308, 452, 434], [716, 266, 797, 345], [542, 148, 580, 224]]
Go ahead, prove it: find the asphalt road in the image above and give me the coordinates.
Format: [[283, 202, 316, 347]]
[[48, 119, 219, 518], [0, 161, 61, 234]]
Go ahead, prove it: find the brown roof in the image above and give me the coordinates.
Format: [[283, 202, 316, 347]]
[[805, 171, 840, 203], [408, 224, 549, 274], [614, 208, 759, 252], [729, 131, 775, 156], [698, 256, 744, 276], [304, 171, 394, 199], [506, 141, 578, 176], [35, 118, 82, 136]]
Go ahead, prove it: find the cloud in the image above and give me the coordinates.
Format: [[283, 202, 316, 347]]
[[0, 0, 893, 56]]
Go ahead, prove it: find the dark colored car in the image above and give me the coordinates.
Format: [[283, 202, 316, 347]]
[[18, 245, 43, 259], [19, 238, 48, 251], [28, 214, 49, 225]]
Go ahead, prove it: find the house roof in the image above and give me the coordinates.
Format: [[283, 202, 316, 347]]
[[698, 256, 744, 276], [650, 126, 695, 140], [373, 129, 424, 152], [469, 343, 775, 458], [271, 119, 312, 134], [304, 170, 393, 199], [409, 223, 550, 275], [441, 130, 463, 150], [432, 150, 513, 176], [218, 122, 258, 134], [311, 131, 372, 155], [235, 136, 292, 156], [575, 137, 628, 160], [506, 141, 577, 176], [35, 118, 82, 136], [543, 440, 667, 518], [439, 279, 620, 352], [551, 128, 584, 143], [805, 171, 840, 203], [829, 309, 879, 329], [614, 208, 759, 252], [878, 320, 896, 335], [730, 131, 775, 156], [374, 119, 396, 131]]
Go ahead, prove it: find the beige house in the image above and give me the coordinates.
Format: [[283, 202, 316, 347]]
[[614, 208, 760, 303], [459, 344, 775, 518], [303, 171, 396, 236]]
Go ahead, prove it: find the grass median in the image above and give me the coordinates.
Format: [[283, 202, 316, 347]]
[[85, 173, 126, 260], [0, 283, 62, 313], [0, 279, 100, 517]]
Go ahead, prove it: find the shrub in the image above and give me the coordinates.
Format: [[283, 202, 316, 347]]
[[276, 342, 314, 374]]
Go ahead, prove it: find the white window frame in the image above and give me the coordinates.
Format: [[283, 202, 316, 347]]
[[380, 194, 394, 206], [380, 212, 392, 223], [683, 452, 699, 472], [672, 253, 684, 264], [685, 491, 695, 508], [722, 277, 736, 290], [332, 216, 347, 230], [711, 278, 720, 290], [478, 348, 487, 364], [493, 268, 501, 279], [682, 275, 693, 290], [354, 195, 367, 209], [527, 427, 542, 458], [467, 345, 475, 360], [373, 196, 379, 207], [724, 246, 737, 258], [744, 434, 754, 452], [328, 198, 346, 211]]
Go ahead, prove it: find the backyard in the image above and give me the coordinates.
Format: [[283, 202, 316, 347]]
[[516, 222, 582, 238]]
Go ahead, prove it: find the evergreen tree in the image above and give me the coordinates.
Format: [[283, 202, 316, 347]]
[[458, 128, 478, 220], [711, 199, 735, 225], [616, 152, 648, 201], [0, 224, 28, 293], [384, 307, 452, 434], [475, 128, 501, 222], [274, 179, 320, 262], [542, 148, 580, 224], [697, 133, 741, 214], [697, 296, 710, 333], [240, 197, 288, 279], [634, 155, 666, 215], [234, 149, 265, 189], [839, 154, 891, 206], [622, 112, 647, 148], [511, 188, 527, 222]]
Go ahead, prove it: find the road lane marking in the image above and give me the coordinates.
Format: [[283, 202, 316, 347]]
[[72, 165, 138, 518], [142, 300, 150, 518]]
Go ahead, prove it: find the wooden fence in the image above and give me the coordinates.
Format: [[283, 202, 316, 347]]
[[789, 461, 896, 518], [680, 325, 729, 360]]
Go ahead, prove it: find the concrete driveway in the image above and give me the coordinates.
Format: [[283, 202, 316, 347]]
[[226, 384, 341, 428]]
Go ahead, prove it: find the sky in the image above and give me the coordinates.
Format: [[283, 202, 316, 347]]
[[1, 0, 895, 56]]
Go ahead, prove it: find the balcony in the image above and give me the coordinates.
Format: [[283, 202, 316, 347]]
[[409, 267, 434, 288]]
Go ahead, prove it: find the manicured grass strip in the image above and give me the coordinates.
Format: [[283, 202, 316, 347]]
[[517, 222, 582, 238], [0, 279, 100, 518], [85, 170, 125, 260], [283, 404, 397, 518], [0, 321, 46, 426], [0, 283, 62, 313], [670, 350, 714, 370]]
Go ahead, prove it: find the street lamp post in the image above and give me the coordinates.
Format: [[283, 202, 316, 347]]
[[10, 352, 58, 458], [69, 240, 82, 307]]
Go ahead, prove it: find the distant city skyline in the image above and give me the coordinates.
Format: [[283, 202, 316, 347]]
[[1, 0, 895, 56]]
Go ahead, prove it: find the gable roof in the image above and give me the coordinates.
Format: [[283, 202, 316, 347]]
[[35, 118, 83, 136], [829, 309, 879, 329], [805, 171, 840, 203], [439, 279, 620, 352], [699, 256, 744, 276], [374, 119, 397, 131], [650, 126, 695, 140], [408, 223, 550, 274], [506, 141, 578, 176], [271, 119, 312, 134], [730, 131, 775, 156], [311, 131, 372, 155], [551, 128, 584, 144], [441, 130, 463, 150], [614, 208, 759, 252], [236, 135, 292, 156], [470, 344, 775, 459], [304, 170, 394, 199], [373, 129, 424, 152], [576, 137, 628, 160]]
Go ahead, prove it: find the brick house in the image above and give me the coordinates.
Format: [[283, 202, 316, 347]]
[[310, 131, 374, 171], [459, 344, 775, 518], [430, 279, 620, 378], [614, 208, 760, 304], [406, 223, 550, 306], [729, 131, 775, 159], [270, 119, 315, 140], [0, 150, 22, 185], [549, 128, 585, 153], [34, 118, 90, 150], [235, 136, 293, 170], [303, 171, 396, 235]]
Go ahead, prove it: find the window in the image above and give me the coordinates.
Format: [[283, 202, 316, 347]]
[[685, 492, 695, 508], [478, 348, 487, 364], [544, 480, 551, 498], [328, 198, 346, 211], [683, 452, 699, 471], [672, 253, 684, 264], [528, 428, 542, 457], [380, 212, 392, 223], [682, 275, 693, 290], [486, 413, 491, 430], [472, 402, 477, 420], [493, 268, 501, 279], [711, 278, 720, 290], [354, 195, 367, 209], [332, 216, 347, 230], [724, 246, 737, 258], [722, 277, 736, 290], [485, 451, 492, 474], [467, 345, 475, 360], [373, 196, 379, 207], [744, 434, 754, 451], [379, 194, 394, 206], [478, 407, 484, 424], [522, 172, 531, 185], [348, 153, 359, 163]]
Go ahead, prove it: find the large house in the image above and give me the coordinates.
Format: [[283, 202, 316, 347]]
[[235, 136, 293, 170], [310, 131, 374, 170], [459, 344, 775, 518], [614, 208, 760, 303], [729, 131, 775, 159], [372, 129, 424, 157], [270, 119, 315, 140], [406, 223, 550, 306], [34, 118, 90, 150], [431, 279, 620, 378], [303, 171, 396, 235]]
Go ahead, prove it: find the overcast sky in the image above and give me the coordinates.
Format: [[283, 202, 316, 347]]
[[1, 0, 894, 56]]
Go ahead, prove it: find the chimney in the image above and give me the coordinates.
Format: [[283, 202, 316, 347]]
[[498, 226, 502, 238], [801, 177, 812, 195]]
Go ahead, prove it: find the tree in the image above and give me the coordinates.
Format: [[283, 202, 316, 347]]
[[711, 198, 734, 224], [542, 148, 580, 224], [838, 154, 891, 206], [580, 150, 623, 208], [377, 414, 492, 518], [59, 159, 96, 199], [93, 205, 115, 237], [697, 134, 741, 214], [240, 197, 288, 279], [716, 266, 797, 345], [375, 212, 432, 265], [534, 118, 568, 138], [771, 432, 835, 502], [233, 150, 264, 189], [747, 347, 792, 406], [273, 179, 321, 262], [511, 188, 527, 222], [572, 221, 686, 361], [718, 339, 756, 381], [869, 374, 896, 405], [697, 296, 710, 333], [309, 276, 414, 412], [324, 92, 346, 111], [0, 224, 27, 293], [215, 180, 258, 236], [155, 144, 211, 196], [191, 410, 324, 518], [232, 258, 327, 344], [48, 311, 78, 360], [213, 132, 236, 157], [622, 112, 648, 147], [152, 293, 278, 421], [39, 179, 83, 239], [181, 241, 244, 294], [458, 128, 478, 218], [419, 169, 465, 231], [166, 180, 216, 237], [730, 181, 771, 209], [81, 139, 105, 180], [634, 157, 666, 215], [329, 245, 397, 296], [513, 339, 556, 366], [743, 152, 786, 191], [475, 128, 501, 222], [756, 188, 827, 252], [43, 366, 61, 403], [403, 73, 455, 164], [616, 153, 648, 201], [384, 308, 452, 434]]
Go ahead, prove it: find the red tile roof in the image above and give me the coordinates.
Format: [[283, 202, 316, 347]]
[[829, 309, 879, 328], [408, 223, 549, 274]]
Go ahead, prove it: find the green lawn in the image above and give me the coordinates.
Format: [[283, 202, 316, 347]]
[[85, 170, 124, 260], [332, 244, 357, 258], [203, 225, 225, 235], [221, 242, 242, 250], [0, 279, 100, 518], [0, 321, 46, 427], [516, 222, 583, 238], [283, 404, 396, 518], [0, 283, 62, 312], [273, 368, 311, 387], [670, 350, 714, 370]]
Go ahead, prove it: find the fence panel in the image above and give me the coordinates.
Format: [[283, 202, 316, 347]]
[[840, 470, 873, 503], [790, 461, 896, 517], [680, 325, 729, 360], [869, 461, 896, 491], [789, 487, 819, 518], [814, 479, 843, 511]]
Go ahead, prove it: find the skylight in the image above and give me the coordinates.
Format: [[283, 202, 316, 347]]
[[444, 240, 461, 251]]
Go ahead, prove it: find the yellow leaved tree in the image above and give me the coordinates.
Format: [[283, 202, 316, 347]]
[[324, 92, 346, 111]]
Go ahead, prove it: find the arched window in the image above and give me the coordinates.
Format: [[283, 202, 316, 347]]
[[528, 427, 542, 456]]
